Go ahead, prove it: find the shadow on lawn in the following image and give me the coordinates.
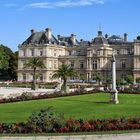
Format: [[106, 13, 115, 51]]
[[60, 98, 109, 104]]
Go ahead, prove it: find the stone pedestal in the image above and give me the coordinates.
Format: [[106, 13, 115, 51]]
[[110, 89, 119, 104]]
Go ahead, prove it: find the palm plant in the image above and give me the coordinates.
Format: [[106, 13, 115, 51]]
[[24, 57, 45, 90], [52, 64, 76, 93]]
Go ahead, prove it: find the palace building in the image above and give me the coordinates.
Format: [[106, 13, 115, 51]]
[[18, 28, 140, 84]]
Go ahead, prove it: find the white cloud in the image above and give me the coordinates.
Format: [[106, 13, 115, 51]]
[[23, 0, 104, 9], [4, 3, 17, 7]]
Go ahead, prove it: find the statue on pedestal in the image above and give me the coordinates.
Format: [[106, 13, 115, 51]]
[[110, 50, 119, 104]]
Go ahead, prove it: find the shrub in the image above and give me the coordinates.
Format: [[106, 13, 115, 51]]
[[26, 107, 66, 133]]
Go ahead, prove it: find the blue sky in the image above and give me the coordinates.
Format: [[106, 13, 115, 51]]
[[0, 0, 140, 52]]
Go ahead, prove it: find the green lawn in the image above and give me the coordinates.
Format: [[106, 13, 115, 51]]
[[0, 93, 140, 123]]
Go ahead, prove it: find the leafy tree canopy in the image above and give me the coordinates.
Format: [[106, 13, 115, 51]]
[[0, 44, 17, 80]]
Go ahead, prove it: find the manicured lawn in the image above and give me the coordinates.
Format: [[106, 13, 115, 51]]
[[0, 93, 140, 123]]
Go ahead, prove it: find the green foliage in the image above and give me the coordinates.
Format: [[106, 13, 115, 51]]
[[52, 64, 76, 93], [136, 77, 140, 83], [106, 77, 112, 85], [93, 73, 102, 85], [80, 74, 86, 81], [0, 45, 17, 80], [125, 75, 134, 85], [24, 57, 45, 90], [117, 78, 126, 86], [27, 107, 65, 132]]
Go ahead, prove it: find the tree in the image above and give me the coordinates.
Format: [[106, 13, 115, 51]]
[[80, 74, 86, 82], [106, 77, 112, 88], [93, 73, 102, 85], [52, 64, 76, 93], [136, 77, 140, 83], [125, 75, 134, 85], [0, 45, 18, 80], [116, 78, 125, 86], [24, 57, 45, 90]]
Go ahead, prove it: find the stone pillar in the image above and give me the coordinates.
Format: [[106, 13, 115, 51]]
[[110, 51, 119, 104]]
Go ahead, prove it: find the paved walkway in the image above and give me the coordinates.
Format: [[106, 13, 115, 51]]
[[0, 87, 94, 99], [0, 87, 55, 99], [0, 133, 140, 140]]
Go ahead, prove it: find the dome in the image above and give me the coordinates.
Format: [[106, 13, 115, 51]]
[[92, 31, 108, 45], [92, 37, 108, 45], [137, 36, 140, 40]]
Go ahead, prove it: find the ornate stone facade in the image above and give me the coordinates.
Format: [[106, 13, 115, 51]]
[[18, 28, 140, 84]]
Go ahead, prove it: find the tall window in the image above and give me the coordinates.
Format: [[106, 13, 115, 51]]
[[70, 61, 74, 68], [39, 50, 43, 56], [122, 61, 126, 69], [127, 49, 131, 54], [80, 62, 84, 69], [31, 49, 34, 56], [93, 60, 97, 69], [23, 50, 26, 56], [40, 74, 43, 81], [23, 73, 26, 81]]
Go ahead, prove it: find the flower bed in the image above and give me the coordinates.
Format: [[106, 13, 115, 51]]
[[0, 117, 140, 134]]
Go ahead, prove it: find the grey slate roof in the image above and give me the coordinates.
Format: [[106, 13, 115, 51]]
[[58, 36, 79, 47], [108, 35, 132, 45], [22, 31, 59, 45]]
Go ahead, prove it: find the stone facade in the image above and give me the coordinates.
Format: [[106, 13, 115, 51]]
[[18, 28, 140, 84]]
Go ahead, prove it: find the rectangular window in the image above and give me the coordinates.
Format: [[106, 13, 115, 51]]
[[80, 62, 84, 69], [70, 61, 74, 68], [116, 50, 119, 54], [127, 49, 131, 54], [31, 49, 34, 56], [23, 50, 26, 56], [40, 74, 43, 81], [93, 60, 97, 69], [122, 61, 126, 69]]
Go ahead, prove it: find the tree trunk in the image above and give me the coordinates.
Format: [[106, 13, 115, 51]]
[[62, 78, 68, 93], [32, 67, 36, 90]]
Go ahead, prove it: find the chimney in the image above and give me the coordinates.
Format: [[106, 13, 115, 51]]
[[71, 34, 76, 45], [98, 31, 102, 37], [105, 34, 109, 39], [124, 33, 128, 42], [30, 29, 35, 35], [45, 28, 52, 40], [57, 35, 61, 40]]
